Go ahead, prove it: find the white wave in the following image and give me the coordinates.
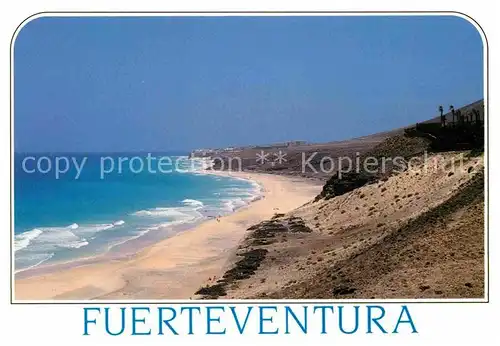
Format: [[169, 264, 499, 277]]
[[107, 231, 148, 251], [73, 223, 115, 236], [15, 221, 116, 254], [222, 189, 255, 197], [141, 222, 174, 232], [222, 198, 247, 212], [107, 219, 180, 251], [177, 157, 214, 173], [132, 205, 204, 230], [15, 252, 54, 274], [191, 157, 214, 170], [219, 181, 263, 209], [14, 221, 109, 272], [33, 227, 87, 251], [217, 182, 263, 213], [113, 220, 125, 226], [58, 239, 89, 249], [14, 228, 43, 252], [182, 199, 204, 208], [225, 177, 263, 194], [133, 208, 190, 218]]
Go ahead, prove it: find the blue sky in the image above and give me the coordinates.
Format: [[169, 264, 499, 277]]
[[14, 16, 484, 152]]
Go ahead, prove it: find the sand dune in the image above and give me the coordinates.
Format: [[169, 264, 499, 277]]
[[199, 151, 485, 299]]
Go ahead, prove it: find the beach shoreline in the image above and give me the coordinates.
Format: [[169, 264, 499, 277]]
[[14, 171, 322, 300]]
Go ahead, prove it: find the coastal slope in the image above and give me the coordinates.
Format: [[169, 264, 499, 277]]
[[194, 100, 485, 299], [196, 150, 484, 299]]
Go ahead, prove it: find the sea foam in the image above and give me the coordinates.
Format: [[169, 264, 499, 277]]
[[15, 222, 120, 262], [181, 199, 204, 208], [14, 157, 262, 273], [14, 228, 43, 252]]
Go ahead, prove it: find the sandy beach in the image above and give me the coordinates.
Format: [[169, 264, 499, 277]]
[[14, 172, 322, 300]]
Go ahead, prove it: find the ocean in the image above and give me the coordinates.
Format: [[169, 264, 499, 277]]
[[13, 153, 261, 273]]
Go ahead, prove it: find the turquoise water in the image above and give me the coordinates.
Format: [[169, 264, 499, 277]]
[[14, 153, 261, 272]]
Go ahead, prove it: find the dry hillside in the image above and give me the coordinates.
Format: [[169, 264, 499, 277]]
[[196, 150, 484, 299]]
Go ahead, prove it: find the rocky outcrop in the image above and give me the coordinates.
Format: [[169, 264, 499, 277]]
[[195, 216, 313, 298]]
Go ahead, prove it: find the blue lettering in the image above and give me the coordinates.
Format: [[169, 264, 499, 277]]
[[206, 306, 226, 335], [158, 307, 179, 335], [83, 307, 101, 336], [259, 306, 279, 334], [393, 305, 418, 333], [21, 156, 36, 174], [181, 306, 201, 335], [313, 306, 334, 334], [367, 306, 387, 333], [285, 306, 308, 334], [338, 306, 359, 334], [229, 306, 253, 334], [104, 307, 126, 336], [131, 307, 151, 336]]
